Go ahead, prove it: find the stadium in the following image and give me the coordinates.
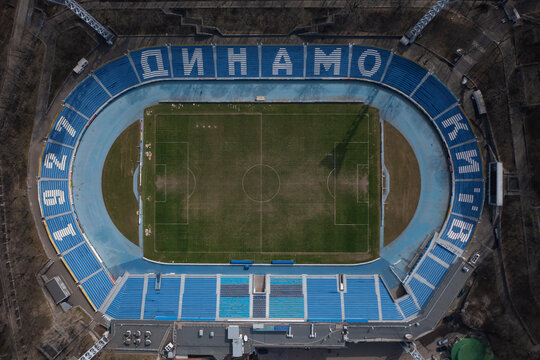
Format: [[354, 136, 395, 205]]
[[38, 43, 482, 356], [2, 1, 539, 360]]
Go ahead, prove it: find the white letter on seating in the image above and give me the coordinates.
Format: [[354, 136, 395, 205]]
[[54, 116, 76, 138], [314, 48, 341, 75], [228, 48, 247, 76], [457, 193, 473, 204], [43, 189, 65, 206], [357, 49, 382, 77], [44, 153, 67, 171], [141, 49, 169, 79], [272, 48, 293, 75], [455, 150, 480, 174], [441, 113, 468, 141], [446, 218, 474, 243], [52, 223, 76, 242], [182, 48, 204, 76]]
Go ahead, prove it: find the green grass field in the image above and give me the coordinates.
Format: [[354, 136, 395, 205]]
[[141, 103, 380, 263]]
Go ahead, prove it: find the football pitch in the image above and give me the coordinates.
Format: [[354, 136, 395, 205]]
[[141, 103, 380, 263]]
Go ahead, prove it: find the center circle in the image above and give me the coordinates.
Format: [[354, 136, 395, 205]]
[[242, 164, 281, 203]]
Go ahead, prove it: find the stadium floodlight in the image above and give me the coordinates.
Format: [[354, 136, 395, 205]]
[[400, 0, 459, 46], [47, 0, 115, 45]]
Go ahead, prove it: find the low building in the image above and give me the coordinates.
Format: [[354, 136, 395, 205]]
[[45, 276, 70, 304]]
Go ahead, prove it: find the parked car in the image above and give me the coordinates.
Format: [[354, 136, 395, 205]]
[[437, 338, 448, 346], [470, 253, 480, 264]]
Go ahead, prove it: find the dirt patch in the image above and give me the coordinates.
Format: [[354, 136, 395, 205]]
[[358, 174, 369, 194], [155, 175, 166, 190], [383, 121, 421, 246], [102, 122, 140, 245], [156, 174, 186, 193]]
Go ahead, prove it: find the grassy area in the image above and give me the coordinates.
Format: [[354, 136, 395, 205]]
[[141, 103, 380, 263], [382, 121, 420, 245], [102, 122, 140, 245]]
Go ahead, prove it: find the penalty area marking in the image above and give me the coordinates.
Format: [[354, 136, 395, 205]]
[[151, 116, 191, 253], [331, 111, 372, 254]]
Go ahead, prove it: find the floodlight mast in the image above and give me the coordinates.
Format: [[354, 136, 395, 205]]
[[400, 0, 459, 46], [48, 0, 115, 45]]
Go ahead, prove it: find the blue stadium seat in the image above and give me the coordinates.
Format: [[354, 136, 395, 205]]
[[306, 45, 349, 77], [408, 278, 434, 308], [220, 283, 249, 296], [61, 242, 102, 282], [433, 106, 475, 148], [221, 277, 249, 285], [350, 46, 391, 82], [49, 107, 88, 147], [129, 47, 171, 82], [397, 295, 419, 318], [269, 297, 304, 318], [40, 142, 73, 179], [270, 277, 302, 286], [382, 54, 428, 95], [64, 75, 110, 119], [80, 269, 113, 309], [412, 75, 457, 118], [219, 297, 250, 318], [261, 46, 304, 77], [219, 276, 249, 318], [252, 295, 266, 318], [344, 277, 379, 322], [143, 277, 181, 320], [106, 277, 145, 319], [39, 180, 71, 218], [216, 46, 259, 78], [94, 56, 140, 96], [452, 180, 484, 219], [45, 213, 84, 253], [269, 277, 304, 318], [415, 256, 448, 287], [449, 142, 483, 180], [430, 244, 457, 265], [181, 277, 217, 321], [170, 46, 215, 78], [306, 278, 342, 322], [378, 279, 403, 321], [439, 214, 477, 250]]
